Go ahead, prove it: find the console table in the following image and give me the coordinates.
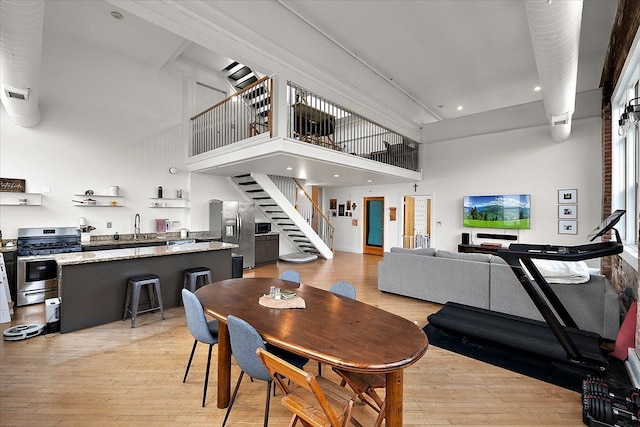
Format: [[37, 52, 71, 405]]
[[458, 244, 504, 254]]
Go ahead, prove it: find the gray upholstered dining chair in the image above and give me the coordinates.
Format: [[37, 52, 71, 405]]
[[316, 281, 358, 376], [329, 281, 357, 300], [326, 282, 386, 426], [279, 269, 301, 283], [181, 288, 219, 407], [223, 315, 308, 427]]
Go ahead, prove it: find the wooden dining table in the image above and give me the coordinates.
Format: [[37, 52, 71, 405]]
[[195, 277, 429, 427]]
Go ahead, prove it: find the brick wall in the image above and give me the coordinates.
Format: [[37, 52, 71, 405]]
[[600, 0, 640, 350]]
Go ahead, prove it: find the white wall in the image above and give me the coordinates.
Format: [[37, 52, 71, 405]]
[[0, 30, 245, 239], [326, 116, 603, 257]]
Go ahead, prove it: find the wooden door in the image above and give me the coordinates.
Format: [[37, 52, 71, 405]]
[[403, 196, 416, 248], [363, 197, 384, 256]]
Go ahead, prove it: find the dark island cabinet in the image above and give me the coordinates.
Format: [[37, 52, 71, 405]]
[[255, 234, 279, 265], [2, 250, 17, 303]]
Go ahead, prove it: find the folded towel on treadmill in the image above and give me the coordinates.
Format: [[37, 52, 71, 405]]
[[529, 259, 591, 284]]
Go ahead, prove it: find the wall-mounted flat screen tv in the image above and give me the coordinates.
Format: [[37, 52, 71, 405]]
[[463, 194, 531, 229]]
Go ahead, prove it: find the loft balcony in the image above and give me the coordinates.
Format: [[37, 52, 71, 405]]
[[187, 77, 422, 186]]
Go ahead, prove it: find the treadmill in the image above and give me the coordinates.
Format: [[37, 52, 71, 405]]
[[427, 210, 626, 373]]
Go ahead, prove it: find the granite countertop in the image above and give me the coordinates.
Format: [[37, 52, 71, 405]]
[[55, 241, 238, 266], [0, 245, 17, 253]]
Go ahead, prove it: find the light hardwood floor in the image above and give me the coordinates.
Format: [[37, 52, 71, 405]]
[[0, 252, 584, 426]]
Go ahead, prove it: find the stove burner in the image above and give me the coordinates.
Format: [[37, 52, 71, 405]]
[[17, 227, 82, 256]]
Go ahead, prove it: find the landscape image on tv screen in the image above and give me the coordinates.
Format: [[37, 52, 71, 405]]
[[463, 194, 531, 229]]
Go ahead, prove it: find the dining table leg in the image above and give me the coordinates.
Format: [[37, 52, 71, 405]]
[[385, 370, 403, 427], [217, 321, 231, 409]]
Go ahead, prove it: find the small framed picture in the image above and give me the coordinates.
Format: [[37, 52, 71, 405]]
[[338, 204, 345, 216], [558, 205, 577, 219], [558, 189, 577, 204], [558, 220, 578, 235], [346, 200, 351, 210], [330, 199, 337, 210]]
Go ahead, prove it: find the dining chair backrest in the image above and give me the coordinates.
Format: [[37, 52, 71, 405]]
[[182, 289, 218, 344], [226, 315, 271, 382], [279, 270, 301, 283], [329, 281, 356, 300], [257, 347, 354, 427]]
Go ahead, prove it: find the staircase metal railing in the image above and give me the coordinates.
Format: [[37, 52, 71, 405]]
[[268, 175, 334, 251], [190, 76, 272, 156], [287, 81, 419, 172]]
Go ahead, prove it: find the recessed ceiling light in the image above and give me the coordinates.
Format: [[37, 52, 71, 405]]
[[457, 106, 463, 111], [111, 11, 124, 20], [333, 174, 339, 178], [286, 166, 293, 171], [367, 179, 372, 183], [534, 86, 542, 92]]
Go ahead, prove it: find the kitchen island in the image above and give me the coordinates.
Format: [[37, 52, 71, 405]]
[[54, 241, 237, 333]]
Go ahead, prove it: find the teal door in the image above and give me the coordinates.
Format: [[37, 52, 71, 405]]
[[364, 197, 384, 255]]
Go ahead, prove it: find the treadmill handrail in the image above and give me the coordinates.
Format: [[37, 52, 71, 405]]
[[497, 250, 583, 359], [503, 241, 623, 262]]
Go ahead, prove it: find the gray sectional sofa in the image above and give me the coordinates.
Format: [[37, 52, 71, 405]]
[[377, 247, 620, 340]]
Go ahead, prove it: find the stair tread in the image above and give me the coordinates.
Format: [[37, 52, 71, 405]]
[[236, 76, 258, 89], [228, 66, 251, 81]]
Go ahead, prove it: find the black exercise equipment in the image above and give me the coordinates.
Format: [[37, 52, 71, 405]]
[[582, 375, 640, 427], [428, 210, 626, 373]]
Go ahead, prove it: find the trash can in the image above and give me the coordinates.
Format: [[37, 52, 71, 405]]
[[231, 254, 243, 278]]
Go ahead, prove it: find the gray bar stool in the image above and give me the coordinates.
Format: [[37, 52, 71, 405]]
[[183, 267, 212, 293], [123, 274, 165, 328]]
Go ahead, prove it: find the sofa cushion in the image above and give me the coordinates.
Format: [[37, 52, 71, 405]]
[[610, 301, 637, 360], [390, 247, 436, 256], [435, 250, 492, 263]]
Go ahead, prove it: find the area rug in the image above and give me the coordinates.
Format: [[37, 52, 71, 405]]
[[423, 323, 631, 393]]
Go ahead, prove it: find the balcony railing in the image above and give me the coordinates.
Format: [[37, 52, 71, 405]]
[[190, 76, 272, 156], [189, 76, 419, 172], [287, 81, 419, 171]]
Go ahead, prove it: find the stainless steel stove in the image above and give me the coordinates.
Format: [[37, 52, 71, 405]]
[[16, 227, 81, 306]]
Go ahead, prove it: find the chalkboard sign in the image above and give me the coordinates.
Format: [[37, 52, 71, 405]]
[[0, 178, 25, 193]]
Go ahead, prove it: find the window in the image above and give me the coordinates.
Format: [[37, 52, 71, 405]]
[[612, 36, 640, 269]]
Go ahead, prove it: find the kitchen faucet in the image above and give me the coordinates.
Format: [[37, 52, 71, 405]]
[[134, 213, 141, 240]]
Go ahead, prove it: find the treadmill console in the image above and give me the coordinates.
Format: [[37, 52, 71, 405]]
[[587, 209, 626, 241]]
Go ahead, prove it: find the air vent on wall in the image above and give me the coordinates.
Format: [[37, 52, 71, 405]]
[[3, 86, 30, 101]]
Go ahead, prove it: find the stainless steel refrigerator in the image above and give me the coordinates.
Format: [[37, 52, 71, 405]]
[[209, 200, 255, 269]]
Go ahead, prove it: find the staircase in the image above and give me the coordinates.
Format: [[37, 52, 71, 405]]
[[231, 173, 333, 260], [222, 62, 270, 135]]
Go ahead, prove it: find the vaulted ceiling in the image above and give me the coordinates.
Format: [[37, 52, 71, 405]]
[[4, 1, 620, 186], [42, 0, 617, 135]]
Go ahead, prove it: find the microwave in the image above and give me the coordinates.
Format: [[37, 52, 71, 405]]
[[255, 222, 271, 234]]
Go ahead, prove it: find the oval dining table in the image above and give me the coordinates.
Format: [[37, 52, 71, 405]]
[[195, 277, 429, 427]]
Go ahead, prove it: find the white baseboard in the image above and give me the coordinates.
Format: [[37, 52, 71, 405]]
[[625, 348, 640, 388]]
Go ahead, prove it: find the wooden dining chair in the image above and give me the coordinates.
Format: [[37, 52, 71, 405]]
[[257, 347, 357, 427], [332, 368, 386, 427]]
